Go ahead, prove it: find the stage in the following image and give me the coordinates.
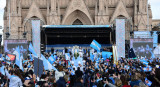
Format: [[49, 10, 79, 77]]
[[41, 25, 114, 52]]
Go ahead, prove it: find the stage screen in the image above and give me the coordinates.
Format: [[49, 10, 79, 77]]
[[4, 40, 28, 58], [130, 38, 153, 58]]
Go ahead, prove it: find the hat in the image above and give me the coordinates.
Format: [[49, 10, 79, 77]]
[[78, 61, 81, 64], [156, 65, 159, 68], [25, 77, 31, 80]]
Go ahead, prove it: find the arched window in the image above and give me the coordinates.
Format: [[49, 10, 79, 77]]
[[72, 19, 83, 25]]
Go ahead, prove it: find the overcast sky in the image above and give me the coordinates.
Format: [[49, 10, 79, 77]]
[[0, 0, 160, 30]]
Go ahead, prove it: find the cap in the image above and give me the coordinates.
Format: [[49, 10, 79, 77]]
[[25, 77, 31, 80], [156, 65, 159, 68]]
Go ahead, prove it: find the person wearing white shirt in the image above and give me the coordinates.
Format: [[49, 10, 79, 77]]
[[5, 69, 23, 87]]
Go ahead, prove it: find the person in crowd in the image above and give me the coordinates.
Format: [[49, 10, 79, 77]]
[[5, 68, 23, 87], [75, 67, 83, 78], [0, 47, 160, 87], [55, 66, 65, 81]]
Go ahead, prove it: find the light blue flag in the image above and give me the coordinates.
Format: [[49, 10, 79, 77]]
[[96, 78, 102, 82], [102, 51, 112, 60], [2, 56, 5, 61], [6, 55, 10, 60], [90, 40, 101, 52], [143, 66, 152, 72], [13, 46, 23, 71], [90, 52, 94, 62], [124, 65, 130, 70], [145, 78, 152, 86], [6, 61, 11, 65], [54, 55, 57, 60], [13, 46, 20, 67], [23, 60, 28, 64], [29, 43, 37, 57], [29, 54, 33, 61], [68, 61, 71, 66], [48, 54, 55, 64], [140, 60, 148, 65], [41, 54, 57, 71], [0, 66, 5, 75]]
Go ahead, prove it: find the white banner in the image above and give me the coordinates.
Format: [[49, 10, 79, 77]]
[[116, 19, 125, 58], [32, 20, 41, 58]]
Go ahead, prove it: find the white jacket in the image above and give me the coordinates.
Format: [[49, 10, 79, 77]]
[[55, 71, 65, 81]]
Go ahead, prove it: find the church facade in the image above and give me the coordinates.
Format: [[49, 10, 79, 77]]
[[3, 0, 153, 41]]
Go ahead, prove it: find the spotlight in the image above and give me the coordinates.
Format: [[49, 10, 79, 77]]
[[5, 32, 10, 39], [23, 32, 27, 38]]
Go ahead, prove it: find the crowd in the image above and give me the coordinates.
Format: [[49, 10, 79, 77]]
[[0, 48, 160, 87]]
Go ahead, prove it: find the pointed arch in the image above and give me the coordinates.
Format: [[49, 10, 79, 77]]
[[63, 10, 92, 25], [23, 0, 46, 26], [62, 0, 93, 25], [72, 19, 83, 25], [110, 0, 130, 23]]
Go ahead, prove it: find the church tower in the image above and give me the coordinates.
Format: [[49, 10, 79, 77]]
[[47, 0, 61, 25], [95, 0, 109, 25]]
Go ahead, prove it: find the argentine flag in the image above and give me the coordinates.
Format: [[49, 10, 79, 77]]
[[90, 40, 101, 52], [102, 51, 112, 60], [48, 54, 55, 64], [145, 78, 152, 86], [13, 46, 20, 67], [41, 54, 57, 71], [0, 66, 5, 75], [143, 66, 152, 72], [13, 46, 23, 71], [29, 43, 38, 57], [29, 54, 33, 61], [6, 55, 10, 60], [140, 60, 148, 65]]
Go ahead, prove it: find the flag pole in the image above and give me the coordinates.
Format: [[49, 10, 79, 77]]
[[38, 57, 39, 77]]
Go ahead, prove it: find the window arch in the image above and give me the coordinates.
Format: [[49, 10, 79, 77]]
[[72, 19, 83, 25]]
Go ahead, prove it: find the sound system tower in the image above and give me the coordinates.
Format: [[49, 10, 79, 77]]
[[158, 34, 160, 43], [157, 31, 160, 43], [65, 48, 68, 53], [51, 48, 54, 54]]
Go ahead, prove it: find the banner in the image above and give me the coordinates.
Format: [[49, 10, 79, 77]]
[[4, 40, 28, 58], [130, 38, 153, 58], [134, 31, 151, 38], [153, 31, 158, 47], [34, 57, 43, 77], [116, 19, 125, 58], [32, 20, 41, 58]]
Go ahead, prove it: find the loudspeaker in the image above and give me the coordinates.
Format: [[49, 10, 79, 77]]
[[158, 34, 160, 43], [51, 48, 54, 54], [65, 48, 68, 53]]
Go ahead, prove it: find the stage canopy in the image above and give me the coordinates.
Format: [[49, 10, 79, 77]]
[[41, 25, 113, 51]]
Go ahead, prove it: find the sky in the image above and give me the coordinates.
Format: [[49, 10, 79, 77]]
[[0, 0, 160, 31]]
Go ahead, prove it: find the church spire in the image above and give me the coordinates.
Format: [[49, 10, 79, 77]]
[[11, 0, 17, 15], [95, 1, 98, 15], [18, 0, 21, 16], [99, 0, 105, 15], [51, 0, 57, 12], [105, 0, 109, 15], [57, 1, 60, 16]]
